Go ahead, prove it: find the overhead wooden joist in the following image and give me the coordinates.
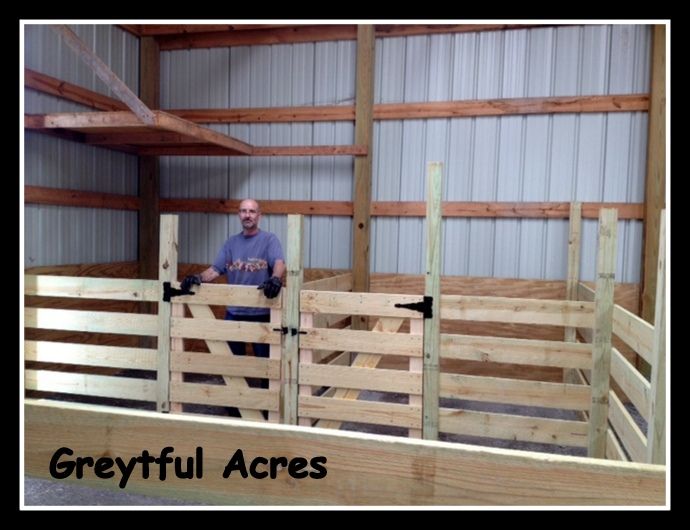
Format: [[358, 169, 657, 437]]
[[24, 111, 366, 157]]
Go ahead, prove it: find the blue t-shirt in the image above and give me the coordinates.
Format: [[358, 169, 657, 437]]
[[212, 230, 284, 316]]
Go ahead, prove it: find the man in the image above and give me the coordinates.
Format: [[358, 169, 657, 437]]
[[181, 199, 285, 381]]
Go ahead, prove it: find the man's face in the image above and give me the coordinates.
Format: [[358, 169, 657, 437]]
[[238, 201, 261, 231]]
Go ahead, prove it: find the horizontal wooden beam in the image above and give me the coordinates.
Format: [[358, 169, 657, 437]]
[[25, 186, 140, 211], [25, 189, 644, 221], [252, 145, 367, 156], [25, 399, 665, 505], [168, 95, 648, 124], [24, 68, 127, 111], [156, 24, 551, 50]]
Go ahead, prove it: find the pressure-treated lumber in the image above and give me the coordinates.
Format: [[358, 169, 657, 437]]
[[25, 400, 664, 505], [25, 370, 155, 402], [564, 202, 582, 344], [24, 275, 159, 301], [157, 215, 178, 413], [283, 214, 303, 425], [351, 24, 375, 331], [647, 212, 666, 465], [587, 209, 617, 458], [608, 390, 647, 464], [25, 340, 156, 370]]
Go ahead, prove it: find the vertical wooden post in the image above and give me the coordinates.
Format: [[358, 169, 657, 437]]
[[423, 162, 442, 440], [564, 202, 582, 383], [269, 307, 282, 423], [647, 211, 666, 464], [351, 24, 375, 331], [587, 208, 617, 458], [298, 312, 314, 427], [641, 25, 666, 326], [139, 36, 160, 281], [282, 214, 303, 425], [157, 215, 178, 413]]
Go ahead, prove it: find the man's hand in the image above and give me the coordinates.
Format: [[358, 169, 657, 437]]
[[257, 276, 282, 299], [180, 274, 201, 292]]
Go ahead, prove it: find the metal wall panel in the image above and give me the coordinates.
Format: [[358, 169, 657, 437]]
[[23, 24, 139, 268], [159, 24, 651, 281]]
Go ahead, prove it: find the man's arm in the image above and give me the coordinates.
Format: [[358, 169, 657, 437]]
[[199, 266, 220, 283], [271, 259, 286, 281], [181, 266, 220, 292]]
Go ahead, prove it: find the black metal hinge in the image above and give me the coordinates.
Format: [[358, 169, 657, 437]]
[[394, 296, 433, 319], [162, 281, 195, 302]]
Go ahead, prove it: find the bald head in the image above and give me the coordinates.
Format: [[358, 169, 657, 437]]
[[238, 199, 262, 235]]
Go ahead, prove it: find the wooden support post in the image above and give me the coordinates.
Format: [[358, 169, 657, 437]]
[[52, 25, 156, 124], [298, 312, 314, 427], [647, 211, 666, 464], [157, 215, 178, 413], [351, 24, 375, 331], [564, 202, 582, 383], [587, 209, 617, 458], [641, 25, 666, 326], [269, 307, 282, 423], [282, 214, 303, 425], [409, 318, 423, 439], [423, 162, 442, 440]]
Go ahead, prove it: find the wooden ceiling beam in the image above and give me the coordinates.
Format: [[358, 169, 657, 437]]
[[156, 23, 554, 50]]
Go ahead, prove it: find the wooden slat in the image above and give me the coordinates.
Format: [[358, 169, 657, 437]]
[[440, 334, 592, 369], [441, 295, 595, 327], [588, 209, 617, 458], [300, 364, 421, 395], [24, 307, 157, 336], [298, 312, 315, 427], [611, 347, 650, 422], [439, 408, 588, 448], [302, 273, 352, 292], [24, 275, 158, 301], [170, 381, 277, 411], [300, 395, 420, 429], [171, 282, 280, 308], [301, 290, 431, 318], [25, 340, 156, 370], [25, 369, 155, 401], [171, 317, 280, 344], [577, 281, 653, 363], [440, 373, 590, 411], [170, 351, 279, 380], [52, 25, 155, 124], [301, 327, 422, 357], [608, 390, 647, 464], [25, 186, 140, 211], [606, 429, 630, 462], [25, 399, 666, 506], [185, 303, 264, 422], [24, 68, 127, 111], [268, 307, 282, 423], [409, 318, 423, 439]]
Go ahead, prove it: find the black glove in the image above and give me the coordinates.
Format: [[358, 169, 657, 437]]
[[180, 274, 201, 292], [257, 276, 282, 299]]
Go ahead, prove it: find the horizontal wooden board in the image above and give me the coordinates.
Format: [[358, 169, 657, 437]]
[[440, 334, 592, 370], [170, 351, 280, 379], [441, 295, 594, 327], [608, 390, 647, 463], [440, 373, 590, 410], [171, 317, 280, 344], [301, 290, 428, 318], [439, 408, 588, 447], [611, 347, 650, 422], [25, 400, 665, 505], [25, 308, 158, 337], [299, 395, 421, 429], [25, 340, 156, 370], [300, 327, 422, 357], [171, 283, 280, 308], [25, 275, 159, 301], [299, 364, 422, 394], [25, 369, 155, 401], [170, 381, 278, 411]]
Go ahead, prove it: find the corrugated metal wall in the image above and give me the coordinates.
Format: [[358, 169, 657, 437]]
[[161, 24, 650, 282], [23, 24, 139, 268]]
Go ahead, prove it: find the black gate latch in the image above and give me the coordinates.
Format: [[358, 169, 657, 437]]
[[162, 281, 195, 302], [394, 296, 433, 319]]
